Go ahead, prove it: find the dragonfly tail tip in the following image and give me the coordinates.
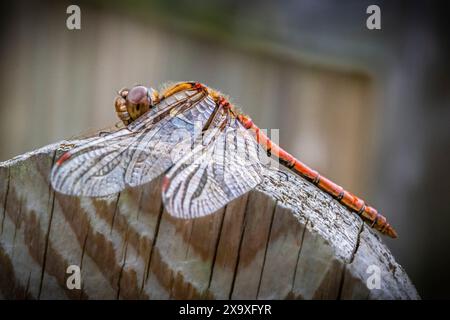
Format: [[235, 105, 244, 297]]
[[386, 225, 398, 239]]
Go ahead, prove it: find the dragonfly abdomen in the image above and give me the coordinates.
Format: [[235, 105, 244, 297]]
[[314, 175, 397, 238], [237, 113, 397, 238]]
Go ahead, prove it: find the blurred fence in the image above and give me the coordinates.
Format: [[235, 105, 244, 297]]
[[0, 1, 375, 196], [2, 0, 450, 299]]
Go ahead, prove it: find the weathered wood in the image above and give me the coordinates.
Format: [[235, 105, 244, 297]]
[[0, 135, 419, 300]]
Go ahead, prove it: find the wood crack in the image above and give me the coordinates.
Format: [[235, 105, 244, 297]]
[[37, 151, 58, 299], [291, 218, 309, 292], [37, 191, 56, 299], [11, 198, 23, 255], [228, 195, 251, 299], [205, 205, 226, 295], [337, 222, 363, 299], [80, 228, 89, 269], [110, 193, 121, 233], [349, 222, 364, 264], [256, 200, 277, 299], [140, 202, 164, 296], [1, 167, 10, 235], [116, 226, 130, 300], [0, 137, 419, 300], [25, 271, 32, 300]]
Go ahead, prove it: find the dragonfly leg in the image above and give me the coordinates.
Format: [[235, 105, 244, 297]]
[[98, 130, 113, 137], [57, 143, 76, 152], [114, 95, 131, 125]]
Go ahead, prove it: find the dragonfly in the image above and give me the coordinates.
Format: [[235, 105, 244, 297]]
[[51, 81, 397, 238]]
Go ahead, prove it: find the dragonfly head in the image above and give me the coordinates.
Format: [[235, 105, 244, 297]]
[[115, 85, 157, 125]]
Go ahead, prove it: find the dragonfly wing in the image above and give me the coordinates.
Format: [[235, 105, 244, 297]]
[[51, 129, 139, 196], [51, 87, 217, 196], [162, 115, 264, 218]]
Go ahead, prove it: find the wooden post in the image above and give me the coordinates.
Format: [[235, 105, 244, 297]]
[[0, 133, 419, 300]]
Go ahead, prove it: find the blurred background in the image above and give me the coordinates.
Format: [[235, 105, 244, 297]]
[[0, 0, 449, 299]]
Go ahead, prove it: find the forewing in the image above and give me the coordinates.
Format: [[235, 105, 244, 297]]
[[162, 115, 264, 218], [124, 91, 217, 187], [51, 87, 217, 197]]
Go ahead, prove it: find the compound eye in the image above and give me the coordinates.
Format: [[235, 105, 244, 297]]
[[127, 86, 149, 105]]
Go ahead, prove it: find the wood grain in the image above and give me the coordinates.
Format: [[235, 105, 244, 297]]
[[0, 137, 419, 300]]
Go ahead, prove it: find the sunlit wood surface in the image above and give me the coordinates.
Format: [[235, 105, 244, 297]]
[[0, 135, 418, 299]]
